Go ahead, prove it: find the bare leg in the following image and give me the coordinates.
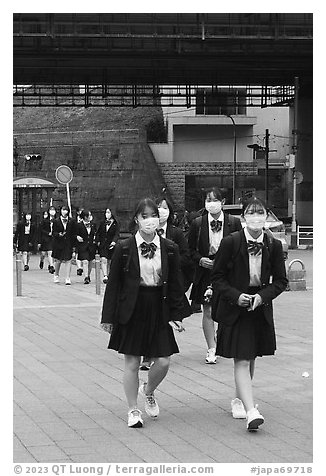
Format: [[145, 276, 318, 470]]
[[48, 250, 54, 267], [202, 304, 216, 349], [145, 357, 170, 395], [101, 256, 107, 277], [26, 252, 31, 264], [123, 355, 141, 410], [54, 259, 61, 276], [234, 359, 255, 412], [64, 260, 72, 280], [22, 251, 28, 266], [87, 260, 93, 278]]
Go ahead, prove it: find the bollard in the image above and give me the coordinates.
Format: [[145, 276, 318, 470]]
[[95, 253, 101, 295], [15, 252, 22, 296], [287, 259, 306, 291]]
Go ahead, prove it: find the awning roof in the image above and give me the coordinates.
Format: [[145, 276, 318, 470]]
[[13, 177, 56, 188]]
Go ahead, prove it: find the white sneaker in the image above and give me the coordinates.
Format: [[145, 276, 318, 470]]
[[53, 275, 60, 283], [246, 405, 264, 431], [205, 348, 217, 364], [65, 278, 71, 285], [139, 383, 160, 418], [127, 408, 143, 428], [231, 398, 246, 419]]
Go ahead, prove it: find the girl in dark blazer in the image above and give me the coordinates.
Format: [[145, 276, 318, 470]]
[[139, 196, 193, 371], [37, 207, 56, 274], [101, 198, 190, 428], [52, 205, 75, 285], [96, 208, 120, 284], [188, 187, 242, 364], [211, 197, 287, 431], [13, 211, 37, 271], [75, 209, 97, 284]]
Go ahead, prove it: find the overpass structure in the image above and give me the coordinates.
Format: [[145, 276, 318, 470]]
[[13, 13, 312, 108]]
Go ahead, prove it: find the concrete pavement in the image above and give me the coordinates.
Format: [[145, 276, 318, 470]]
[[13, 250, 313, 463]]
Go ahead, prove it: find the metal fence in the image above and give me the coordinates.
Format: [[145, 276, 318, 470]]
[[297, 225, 313, 248]]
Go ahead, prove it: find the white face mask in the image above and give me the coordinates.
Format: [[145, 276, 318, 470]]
[[138, 217, 160, 235], [25, 215, 31, 221], [49, 210, 55, 216], [61, 210, 68, 217], [105, 212, 112, 220], [158, 207, 170, 224], [245, 213, 267, 231], [205, 201, 222, 215]]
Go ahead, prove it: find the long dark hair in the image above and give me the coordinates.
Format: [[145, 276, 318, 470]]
[[155, 196, 174, 225], [129, 198, 159, 233]]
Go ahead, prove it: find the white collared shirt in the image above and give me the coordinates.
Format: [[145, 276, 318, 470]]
[[24, 223, 31, 234], [208, 211, 224, 255], [244, 227, 264, 286], [135, 231, 162, 286]]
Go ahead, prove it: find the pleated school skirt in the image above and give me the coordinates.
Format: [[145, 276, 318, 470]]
[[216, 287, 277, 360], [108, 286, 179, 357]]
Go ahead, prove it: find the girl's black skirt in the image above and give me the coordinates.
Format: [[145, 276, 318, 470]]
[[18, 234, 33, 252], [40, 236, 53, 252], [77, 246, 96, 262], [108, 286, 179, 357], [216, 289, 276, 360], [98, 244, 115, 260], [190, 267, 213, 305]]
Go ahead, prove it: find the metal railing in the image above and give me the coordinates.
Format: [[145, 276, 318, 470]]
[[297, 226, 313, 247]]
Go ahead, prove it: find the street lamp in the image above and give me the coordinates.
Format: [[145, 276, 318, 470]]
[[226, 115, 236, 203]]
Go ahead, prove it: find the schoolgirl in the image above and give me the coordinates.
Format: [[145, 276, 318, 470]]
[[37, 207, 56, 274], [101, 198, 190, 428], [96, 208, 120, 284], [75, 208, 84, 276], [139, 196, 193, 371], [211, 197, 287, 431], [13, 212, 37, 271], [52, 205, 75, 285], [188, 187, 242, 364], [75, 209, 97, 284]]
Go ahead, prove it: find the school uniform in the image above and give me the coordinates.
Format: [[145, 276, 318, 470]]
[[188, 211, 242, 304], [211, 228, 288, 359], [101, 232, 191, 357], [96, 218, 120, 259], [14, 220, 37, 252], [75, 221, 97, 261], [38, 217, 55, 251], [52, 216, 75, 261]]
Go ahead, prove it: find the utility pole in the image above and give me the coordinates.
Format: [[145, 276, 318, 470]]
[[291, 76, 299, 233], [265, 129, 269, 204], [227, 115, 237, 203]]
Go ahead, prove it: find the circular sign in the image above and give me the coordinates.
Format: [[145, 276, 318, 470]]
[[55, 165, 73, 184]]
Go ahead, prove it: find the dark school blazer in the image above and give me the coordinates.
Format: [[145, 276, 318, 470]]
[[96, 219, 120, 248], [165, 224, 194, 287], [188, 212, 242, 286], [52, 217, 75, 251], [38, 218, 55, 245], [211, 229, 288, 326], [13, 221, 37, 249], [101, 235, 190, 326], [75, 221, 97, 253]]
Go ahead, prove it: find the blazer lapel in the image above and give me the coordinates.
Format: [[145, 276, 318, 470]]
[[199, 214, 209, 256], [130, 236, 140, 276], [261, 233, 271, 285], [239, 229, 250, 278], [160, 237, 169, 283], [223, 213, 230, 237]]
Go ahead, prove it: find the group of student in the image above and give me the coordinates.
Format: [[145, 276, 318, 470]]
[[13, 206, 119, 285], [100, 188, 288, 432]]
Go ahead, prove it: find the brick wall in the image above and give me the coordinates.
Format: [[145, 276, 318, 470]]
[[159, 162, 258, 209]]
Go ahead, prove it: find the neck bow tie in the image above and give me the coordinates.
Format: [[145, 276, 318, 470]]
[[62, 218, 68, 223], [247, 240, 264, 256], [85, 223, 91, 228], [157, 228, 164, 236], [140, 242, 157, 259], [210, 219, 222, 233], [105, 219, 112, 225]]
